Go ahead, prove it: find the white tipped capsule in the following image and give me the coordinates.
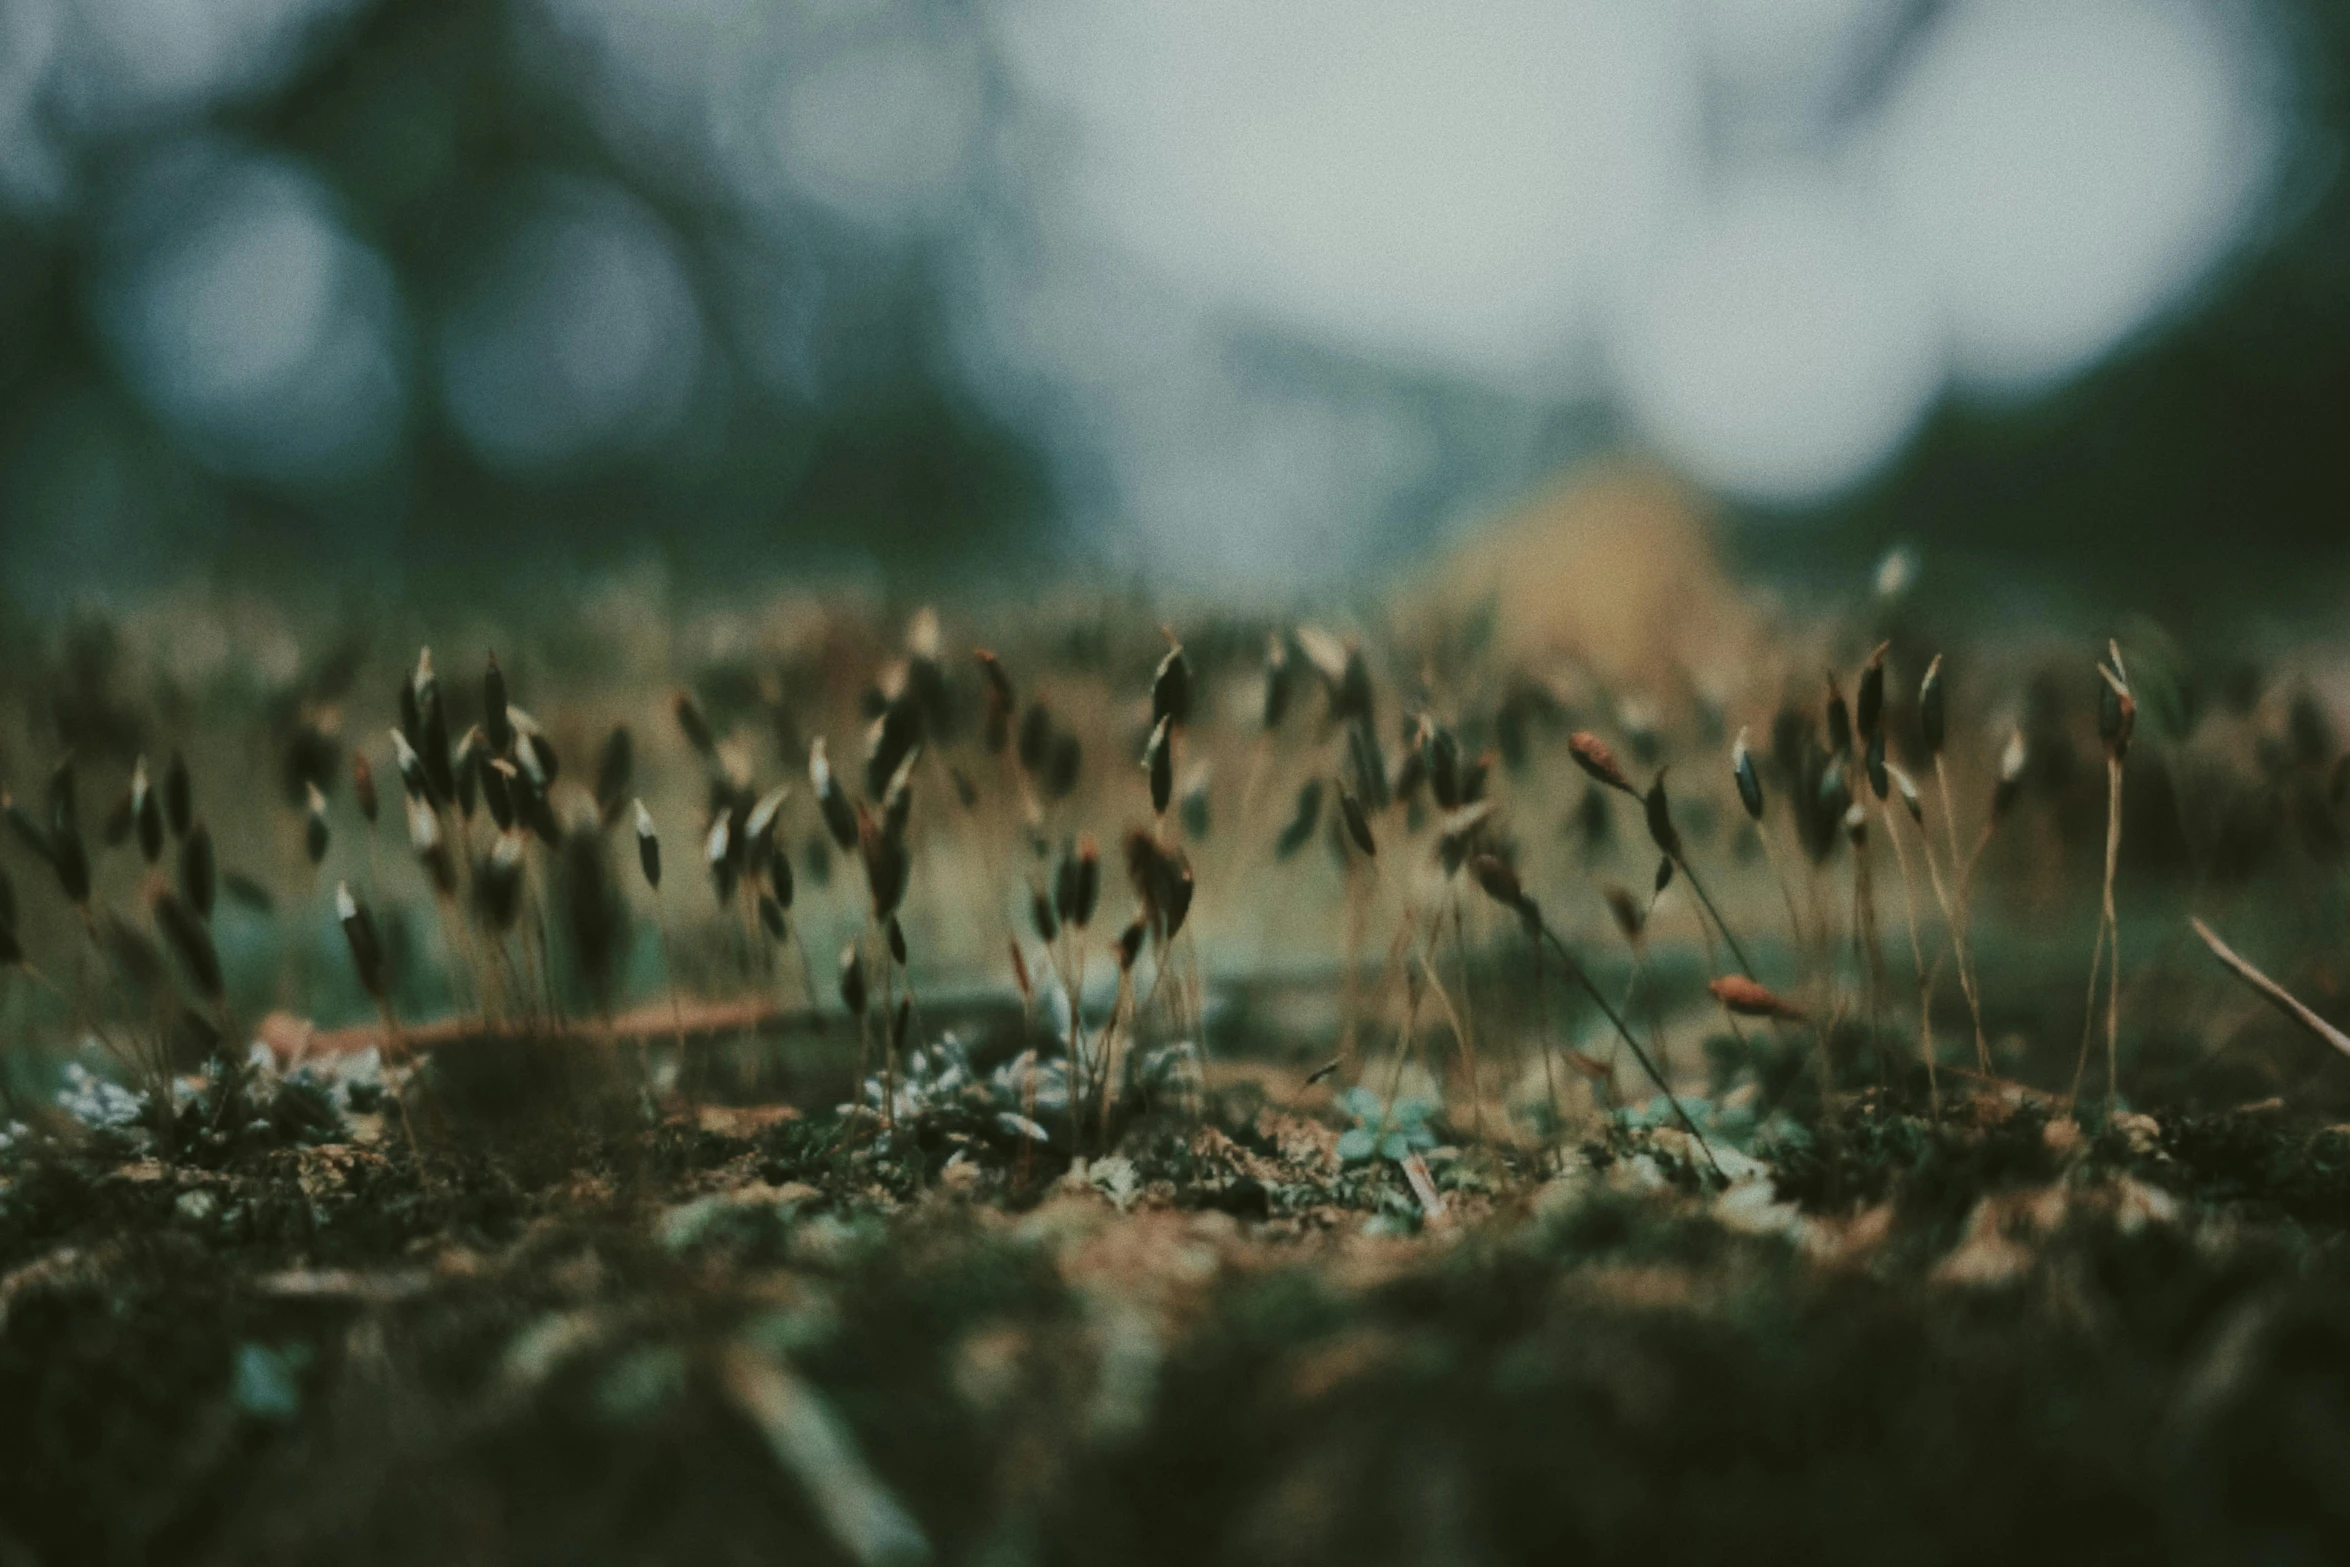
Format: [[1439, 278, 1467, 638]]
[[1730, 727, 1763, 822], [388, 728, 426, 795], [406, 793, 440, 853], [1874, 543, 1918, 601], [335, 880, 358, 921], [907, 604, 942, 661], [503, 707, 549, 787], [1888, 763, 1924, 824], [1992, 727, 2031, 822], [744, 784, 791, 844], [704, 812, 731, 868], [632, 798, 662, 889], [492, 830, 527, 874]]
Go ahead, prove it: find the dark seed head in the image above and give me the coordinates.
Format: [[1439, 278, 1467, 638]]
[[416, 658, 454, 807], [632, 800, 661, 889], [163, 751, 192, 839], [596, 727, 634, 827], [1017, 703, 1052, 775], [1043, 731, 1083, 801], [304, 783, 330, 865], [484, 653, 513, 756], [1345, 718, 1389, 812], [336, 882, 386, 1000], [857, 805, 909, 920], [389, 728, 429, 803], [482, 758, 517, 834], [352, 753, 379, 825], [1262, 634, 1293, 731], [705, 810, 737, 904], [1731, 729, 1764, 822], [1337, 782, 1376, 857], [179, 822, 215, 918], [1151, 640, 1192, 729], [1605, 884, 1644, 943], [1073, 833, 1099, 927], [976, 649, 1016, 754], [154, 888, 222, 1002], [863, 696, 923, 801], [1470, 853, 1538, 933], [881, 751, 918, 845], [1642, 772, 1682, 861], [1143, 717, 1174, 816], [839, 942, 867, 1017], [1275, 778, 1324, 860], [810, 738, 860, 853], [674, 691, 717, 760], [1856, 642, 1887, 742], [1816, 760, 1853, 848], [451, 728, 482, 819]]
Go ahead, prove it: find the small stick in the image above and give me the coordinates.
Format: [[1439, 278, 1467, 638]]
[[2191, 917, 2350, 1060]]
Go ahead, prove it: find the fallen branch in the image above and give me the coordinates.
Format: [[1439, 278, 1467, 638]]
[[2190, 917, 2350, 1061]]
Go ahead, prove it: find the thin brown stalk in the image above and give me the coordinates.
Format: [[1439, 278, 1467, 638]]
[[1878, 797, 1937, 1119], [2192, 916, 2350, 1059], [2071, 753, 2127, 1109], [1529, 921, 1722, 1178], [1410, 923, 1482, 1138], [1936, 757, 1992, 1071]]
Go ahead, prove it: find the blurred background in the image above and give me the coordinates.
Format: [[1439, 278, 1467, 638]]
[[0, 0, 2342, 606]]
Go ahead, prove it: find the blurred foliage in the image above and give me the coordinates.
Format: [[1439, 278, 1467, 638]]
[[1, 0, 2347, 604], [1761, 0, 2350, 613], [0, 0, 1054, 596]]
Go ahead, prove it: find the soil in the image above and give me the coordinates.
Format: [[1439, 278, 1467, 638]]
[[8, 1073, 2350, 1567]]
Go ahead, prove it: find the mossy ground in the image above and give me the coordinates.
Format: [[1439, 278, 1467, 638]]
[[8, 1070, 2350, 1567], [9, 576, 2350, 1561]]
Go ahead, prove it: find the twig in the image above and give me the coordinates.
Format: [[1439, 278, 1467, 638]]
[[2190, 917, 2350, 1061]]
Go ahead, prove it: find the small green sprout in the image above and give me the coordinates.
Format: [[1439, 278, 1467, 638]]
[[1335, 1086, 1439, 1165]]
